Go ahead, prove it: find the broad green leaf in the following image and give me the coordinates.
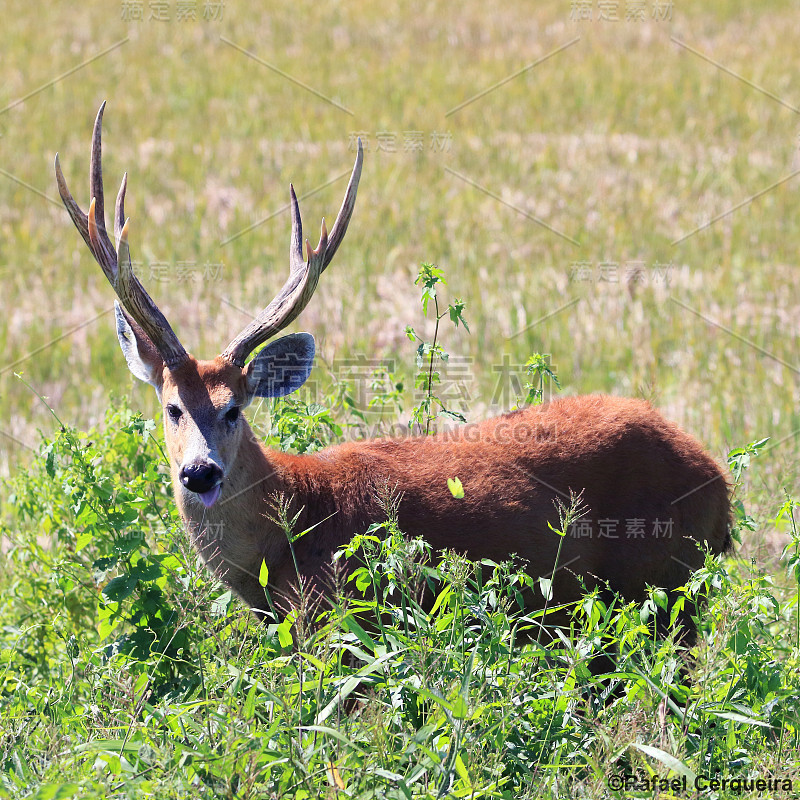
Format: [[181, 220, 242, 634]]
[[75, 531, 92, 551], [32, 783, 80, 800], [258, 559, 269, 588], [102, 574, 137, 602], [451, 695, 468, 719], [276, 619, 293, 647]]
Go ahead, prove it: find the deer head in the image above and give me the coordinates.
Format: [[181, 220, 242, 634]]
[[55, 103, 362, 510]]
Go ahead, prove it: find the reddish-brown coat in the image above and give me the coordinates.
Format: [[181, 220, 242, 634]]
[[166, 366, 730, 621]]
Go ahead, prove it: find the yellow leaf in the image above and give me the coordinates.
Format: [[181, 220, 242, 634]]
[[326, 761, 345, 789], [447, 477, 465, 499]]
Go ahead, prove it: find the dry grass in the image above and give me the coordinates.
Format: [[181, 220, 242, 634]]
[[1, 0, 799, 562]]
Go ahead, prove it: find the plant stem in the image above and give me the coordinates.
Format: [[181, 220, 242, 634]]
[[424, 296, 441, 436]]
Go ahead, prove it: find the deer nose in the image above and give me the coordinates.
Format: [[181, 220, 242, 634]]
[[179, 462, 223, 494]]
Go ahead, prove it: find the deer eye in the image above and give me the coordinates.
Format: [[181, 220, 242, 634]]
[[225, 407, 240, 424], [166, 404, 183, 422]]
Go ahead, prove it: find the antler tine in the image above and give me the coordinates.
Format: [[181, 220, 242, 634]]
[[87, 104, 123, 271], [289, 183, 305, 274], [90, 102, 108, 248], [220, 140, 362, 368], [54, 153, 91, 253], [115, 172, 128, 249], [321, 138, 362, 273], [55, 103, 189, 370]]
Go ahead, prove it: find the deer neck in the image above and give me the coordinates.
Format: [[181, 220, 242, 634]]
[[171, 420, 298, 596]]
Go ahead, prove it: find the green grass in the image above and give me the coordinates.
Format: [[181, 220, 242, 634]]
[[2, 0, 800, 796], [1, 402, 799, 797]]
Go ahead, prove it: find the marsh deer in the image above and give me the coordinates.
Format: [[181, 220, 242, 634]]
[[56, 104, 731, 640]]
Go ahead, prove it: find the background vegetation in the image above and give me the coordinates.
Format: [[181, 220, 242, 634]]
[[1, 0, 800, 796]]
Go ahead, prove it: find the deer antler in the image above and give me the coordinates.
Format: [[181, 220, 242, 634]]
[[220, 139, 363, 368], [55, 102, 189, 370]]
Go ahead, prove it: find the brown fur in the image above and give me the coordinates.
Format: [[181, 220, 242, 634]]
[[162, 359, 731, 625]]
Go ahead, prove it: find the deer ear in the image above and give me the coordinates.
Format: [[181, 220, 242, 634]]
[[115, 301, 164, 395], [244, 332, 315, 401]]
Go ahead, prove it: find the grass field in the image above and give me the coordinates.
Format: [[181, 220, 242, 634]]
[[2, 0, 800, 797]]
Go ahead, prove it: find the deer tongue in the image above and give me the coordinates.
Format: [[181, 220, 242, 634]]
[[198, 484, 221, 509]]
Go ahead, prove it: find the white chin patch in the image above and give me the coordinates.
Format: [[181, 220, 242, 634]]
[[198, 484, 222, 508]]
